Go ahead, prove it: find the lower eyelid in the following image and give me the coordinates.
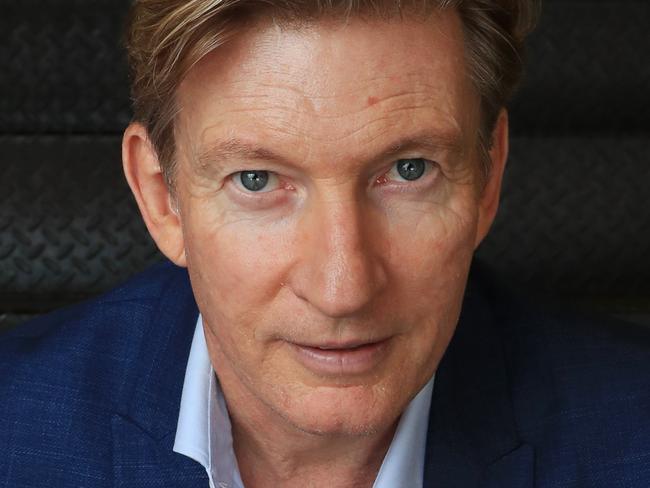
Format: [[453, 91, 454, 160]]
[[226, 184, 290, 210]]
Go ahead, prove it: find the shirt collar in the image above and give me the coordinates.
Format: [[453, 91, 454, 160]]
[[174, 315, 434, 488], [373, 371, 434, 488], [173, 315, 243, 487]]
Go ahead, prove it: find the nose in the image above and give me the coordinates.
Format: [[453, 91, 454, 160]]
[[290, 195, 388, 318]]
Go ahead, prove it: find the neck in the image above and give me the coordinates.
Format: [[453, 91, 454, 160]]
[[230, 404, 397, 488]]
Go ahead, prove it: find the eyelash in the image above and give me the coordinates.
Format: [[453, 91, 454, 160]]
[[375, 159, 440, 190], [231, 171, 283, 193]]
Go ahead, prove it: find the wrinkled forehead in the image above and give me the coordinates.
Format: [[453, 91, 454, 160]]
[[175, 11, 480, 163]]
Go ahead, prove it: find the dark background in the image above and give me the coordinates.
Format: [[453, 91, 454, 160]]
[[1, 0, 649, 330]]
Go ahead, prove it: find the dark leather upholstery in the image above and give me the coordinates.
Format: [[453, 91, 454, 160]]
[[1, 0, 649, 329]]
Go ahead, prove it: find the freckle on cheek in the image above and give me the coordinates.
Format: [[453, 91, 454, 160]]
[[367, 96, 379, 106]]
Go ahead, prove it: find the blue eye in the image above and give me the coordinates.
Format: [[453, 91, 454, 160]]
[[240, 170, 269, 191], [395, 158, 426, 181]]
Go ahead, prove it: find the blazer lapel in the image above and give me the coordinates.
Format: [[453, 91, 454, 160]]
[[111, 415, 209, 487], [110, 264, 209, 487], [423, 268, 534, 488]]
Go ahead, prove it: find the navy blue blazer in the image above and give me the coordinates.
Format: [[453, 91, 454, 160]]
[[2, 261, 650, 487]]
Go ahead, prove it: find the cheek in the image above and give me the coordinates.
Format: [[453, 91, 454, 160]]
[[383, 196, 478, 355], [182, 201, 295, 340], [386, 196, 478, 288]]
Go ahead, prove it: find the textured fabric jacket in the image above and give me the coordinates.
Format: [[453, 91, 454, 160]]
[[1, 261, 650, 487]]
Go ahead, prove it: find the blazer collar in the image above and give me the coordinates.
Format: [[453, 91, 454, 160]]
[[423, 267, 534, 488], [116, 262, 200, 441], [109, 263, 208, 486]]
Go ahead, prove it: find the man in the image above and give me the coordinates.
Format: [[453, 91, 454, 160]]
[[2, 0, 650, 487]]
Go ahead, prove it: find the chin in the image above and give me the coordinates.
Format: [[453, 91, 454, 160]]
[[272, 382, 408, 437]]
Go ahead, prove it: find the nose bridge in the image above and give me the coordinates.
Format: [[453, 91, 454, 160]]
[[294, 188, 387, 317]]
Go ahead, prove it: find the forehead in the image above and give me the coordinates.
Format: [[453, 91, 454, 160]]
[[176, 11, 479, 161]]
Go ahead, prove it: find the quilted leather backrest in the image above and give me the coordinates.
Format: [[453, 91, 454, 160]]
[[1, 0, 649, 328]]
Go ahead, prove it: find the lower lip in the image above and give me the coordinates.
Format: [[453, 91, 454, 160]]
[[290, 340, 390, 376]]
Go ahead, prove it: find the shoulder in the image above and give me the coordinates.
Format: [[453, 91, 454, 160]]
[[1, 261, 189, 370], [495, 293, 650, 419], [0, 261, 196, 485], [0, 260, 192, 402], [482, 272, 650, 486]]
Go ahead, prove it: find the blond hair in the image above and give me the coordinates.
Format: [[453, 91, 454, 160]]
[[125, 0, 540, 186]]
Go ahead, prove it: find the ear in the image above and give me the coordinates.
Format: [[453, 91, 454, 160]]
[[474, 109, 509, 249], [122, 123, 187, 267]]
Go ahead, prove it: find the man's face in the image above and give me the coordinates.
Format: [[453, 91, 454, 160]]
[[172, 11, 497, 436]]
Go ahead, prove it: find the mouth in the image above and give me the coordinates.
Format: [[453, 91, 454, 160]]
[[289, 338, 391, 376]]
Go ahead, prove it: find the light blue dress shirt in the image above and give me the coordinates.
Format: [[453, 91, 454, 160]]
[[173, 315, 435, 488]]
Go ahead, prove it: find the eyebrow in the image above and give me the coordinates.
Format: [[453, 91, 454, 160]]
[[195, 131, 465, 173], [196, 139, 286, 173], [383, 133, 465, 157]]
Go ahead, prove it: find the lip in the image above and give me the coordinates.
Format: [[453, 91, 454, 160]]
[[289, 338, 391, 376]]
